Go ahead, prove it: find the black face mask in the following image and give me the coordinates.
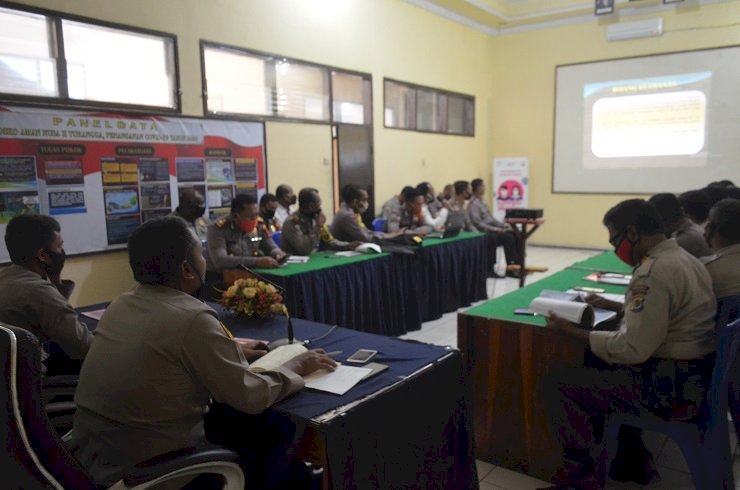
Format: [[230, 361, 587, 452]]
[[263, 210, 276, 220], [41, 249, 66, 276], [290, 196, 297, 206]]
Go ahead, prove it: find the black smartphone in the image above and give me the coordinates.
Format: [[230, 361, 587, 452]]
[[277, 255, 290, 265], [514, 308, 537, 316]]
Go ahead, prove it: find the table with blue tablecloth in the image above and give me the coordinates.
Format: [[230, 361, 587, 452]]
[[78, 305, 478, 490]]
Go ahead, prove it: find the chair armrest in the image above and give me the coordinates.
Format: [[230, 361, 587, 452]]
[[121, 445, 242, 488]]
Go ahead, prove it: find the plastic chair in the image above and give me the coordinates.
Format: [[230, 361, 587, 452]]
[[601, 317, 740, 490], [717, 294, 740, 444], [271, 230, 282, 248], [0, 323, 245, 489], [372, 218, 387, 232]]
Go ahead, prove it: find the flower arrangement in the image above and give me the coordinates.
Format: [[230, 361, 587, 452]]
[[219, 278, 287, 319]]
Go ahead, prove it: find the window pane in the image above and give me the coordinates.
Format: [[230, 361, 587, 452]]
[[416, 89, 439, 131], [274, 61, 329, 121], [63, 20, 175, 108], [0, 7, 57, 97], [384, 81, 415, 129], [447, 95, 465, 134], [332, 71, 370, 125], [464, 98, 475, 135], [204, 47, 271, 115]]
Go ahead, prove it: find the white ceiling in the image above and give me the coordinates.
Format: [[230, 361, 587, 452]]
[[403, 0, 737, 35]]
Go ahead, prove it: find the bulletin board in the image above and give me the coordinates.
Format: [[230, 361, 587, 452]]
[[0, 106, 266, 262]]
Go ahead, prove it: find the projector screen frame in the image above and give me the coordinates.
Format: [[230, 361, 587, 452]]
[[551, 44, 740, 195]]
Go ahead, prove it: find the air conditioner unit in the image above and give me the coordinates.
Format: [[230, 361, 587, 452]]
[[607, 18, 663, 41]]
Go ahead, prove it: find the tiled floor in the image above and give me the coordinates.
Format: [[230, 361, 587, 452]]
[[400, 245, 740, 489]]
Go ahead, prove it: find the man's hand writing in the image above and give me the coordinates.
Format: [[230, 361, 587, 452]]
[[283, 349, 337, 377]]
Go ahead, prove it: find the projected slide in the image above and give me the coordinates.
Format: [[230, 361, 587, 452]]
[[583, 72, 710, 168]]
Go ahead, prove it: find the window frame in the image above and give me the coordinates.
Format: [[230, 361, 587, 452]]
[[201, 40, 372, 127], [383, 77, 475, 137], [0, 1, 181, 114]]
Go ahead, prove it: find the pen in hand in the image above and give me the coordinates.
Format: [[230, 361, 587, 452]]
[[325, 351, 342, 357]]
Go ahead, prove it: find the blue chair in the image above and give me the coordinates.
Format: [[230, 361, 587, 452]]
[[717, 294, 740, 444], [271, 230, 282, 248], [601, 316, 740, 490], [372, 218, 387, 232]]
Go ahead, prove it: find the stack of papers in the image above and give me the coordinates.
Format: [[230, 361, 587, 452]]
[[529, 289, 618, 329], [285, 255, 310, 264], [304, 364, 372, 395]]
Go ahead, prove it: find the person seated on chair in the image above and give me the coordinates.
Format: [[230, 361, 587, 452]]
[[541, 199, 716, 489], [650, 193, 712, 258], [380, 185, 412, 223], [449, 180, 478, 233], [259, 193, 281, 233], [281, 187, 361, 255], [70, 216, 336, 488], [417, 182, 448, 231], [170, 187, 209, 242], [205, 194, 286, 279], [701, 198, 740, 299], [330, 184, 404, 242], [0, 214, 93, 375], [678, 189, 712, 227], [387, 187, 432, 236], [468, 178, 520, 266], [274, 184, 297, 226]]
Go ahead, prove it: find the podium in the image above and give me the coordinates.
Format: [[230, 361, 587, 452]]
[[504, 218, 546, 288]]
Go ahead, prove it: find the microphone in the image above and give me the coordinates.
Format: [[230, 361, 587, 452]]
[[239, 264, 302, 349]]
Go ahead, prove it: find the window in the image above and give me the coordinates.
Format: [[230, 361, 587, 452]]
[[384, 79, 474, 136], [203, 43, 371, 125], [0, 5, 178, 111], [332, 71, 371, 125], [0, 7, 57, 97], [62, 20, 176, 108]]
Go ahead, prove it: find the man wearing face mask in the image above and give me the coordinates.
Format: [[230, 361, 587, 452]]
[[0, 214, 93, 374], [386, 187, 433, 236], [71, 216, 336, 488], [282, 187, 361, 255], [541, 199, 716, 489], [701, 198, 740, 299], [449, 180, 478, 232], [274, 184, 297, 226], [259, 193, 281, 233], [468, 178, 520, 266], [417, 182, 449, 231], [206, 194, 286, 280], [330, 184, 405, 242], [171, 187, 209, 241]]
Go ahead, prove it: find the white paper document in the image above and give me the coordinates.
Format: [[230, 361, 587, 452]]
[[285, 255, 310, 264], [81, 308, 107, 321], [304, 364, 372, 395]]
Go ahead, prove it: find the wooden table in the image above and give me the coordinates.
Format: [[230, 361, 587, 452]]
[[457, 263, 628, 481], [505, 218, 544, 288]]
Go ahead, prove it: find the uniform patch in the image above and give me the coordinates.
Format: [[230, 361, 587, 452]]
[[629, 285, 649, 312]]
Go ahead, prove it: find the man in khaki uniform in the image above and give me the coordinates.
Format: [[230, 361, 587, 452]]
[[206, 194, 285, 274], [259, 192, 281, 233], [387, 187, 433, 235], [650, 192, 712, 258], [71, 216, 335, 488], [171, 187, 209, 241], [543, 199, 716, 489], [282, 188, 359, 255], [0, 214, 92, 374], [702, 197, 740, 299], [468, 178, 519, 265], [330, 184, 403, 242]]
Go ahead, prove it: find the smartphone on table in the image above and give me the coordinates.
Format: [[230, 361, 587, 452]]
[[346, 349, 378, 364]]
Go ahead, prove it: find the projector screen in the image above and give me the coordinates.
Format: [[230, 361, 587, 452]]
[[553, 46, 740, 194]]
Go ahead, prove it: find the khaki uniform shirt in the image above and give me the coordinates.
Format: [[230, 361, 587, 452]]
[[673, 219, 712, 258], [702, 243, 740, 298], [331, 204, 375, 242], [0, 264, 92, 360], [71, 284, 303, 486], [467, 196, 505, 232], [449, 200, 478, 232], [281, 211, 349, 255], [170, 210, 209, 242], [380, 197, 401, 222], [590, 239, 716, 364], [262, 215, 281, 234], [387, 205, 432, 235], [205, 215, 280, 273]]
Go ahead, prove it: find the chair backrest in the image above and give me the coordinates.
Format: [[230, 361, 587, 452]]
[[0, 323, 97, 489], [706, 317, 740, 429], [271, 230, 282, 248], [372, 218, 387, 232], [716, 294, 740, 329]]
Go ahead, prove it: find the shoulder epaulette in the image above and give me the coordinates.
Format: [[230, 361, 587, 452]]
[[215, 217, 228, 228]]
